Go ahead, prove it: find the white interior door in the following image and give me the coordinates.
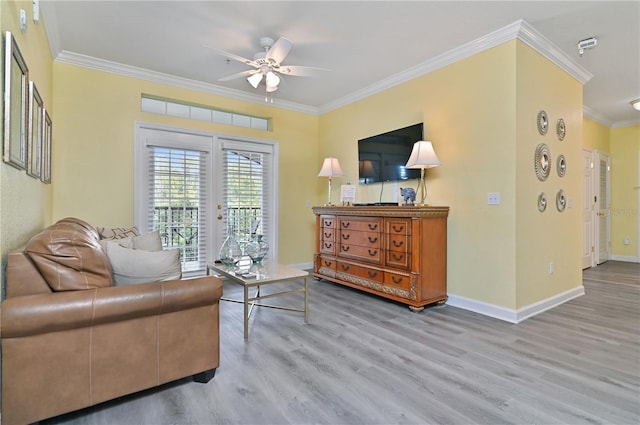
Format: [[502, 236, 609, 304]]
[[582, 148, 595, 269], [596, 152, 611, 264]]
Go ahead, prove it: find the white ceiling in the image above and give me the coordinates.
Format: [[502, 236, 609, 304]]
[[40, 1, 640, 126]]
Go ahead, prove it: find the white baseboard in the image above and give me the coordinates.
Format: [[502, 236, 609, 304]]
[[610, 255, 640, 263], [446, 285, 585, 324]]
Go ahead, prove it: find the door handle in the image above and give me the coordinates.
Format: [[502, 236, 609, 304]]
[[217, 214, 223, 220]]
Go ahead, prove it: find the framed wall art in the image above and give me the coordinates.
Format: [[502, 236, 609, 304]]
[[27, 81, 44, 178], [3, 31, 29, 169], [41, 110, 52, 183]]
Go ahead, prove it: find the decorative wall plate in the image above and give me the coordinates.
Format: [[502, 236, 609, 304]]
[[538, 192, 547, 212], [537, 110, 549, 135], [556, 118, 566, 141], [556, 189, 566, 212], [534, 143, 551, 181], [557, 154, 567, 177]]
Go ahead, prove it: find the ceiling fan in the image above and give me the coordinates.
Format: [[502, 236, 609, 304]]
[[213, 37, 328, 93]]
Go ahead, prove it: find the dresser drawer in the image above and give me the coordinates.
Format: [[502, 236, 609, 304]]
[[384, 271, 411, 290], [320, 240, 336, 255], [339, 218, 382, 233], [321, 228, 336, 242], [320, 215, 335, 229], [337, 261, 383, 283], [338, 243, 382, 263], [386, 218, 411, 235], [318, 256, 337, 271], [386, 250, 411, 269], [339, 229, 380, 247]]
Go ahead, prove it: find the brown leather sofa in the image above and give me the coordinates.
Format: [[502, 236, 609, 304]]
[[0, 218, 223, 425]]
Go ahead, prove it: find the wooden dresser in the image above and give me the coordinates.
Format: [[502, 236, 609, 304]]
[[312, 205, 449, 312]]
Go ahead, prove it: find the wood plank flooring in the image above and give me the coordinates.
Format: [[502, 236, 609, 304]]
[[44, 261, 639, 425]]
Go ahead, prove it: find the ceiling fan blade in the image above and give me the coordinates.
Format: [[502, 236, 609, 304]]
[[278, 65, 330, 77], [265, 37, 292, 64], [219, 69, 258, 82], [204, 45, 257, 67]]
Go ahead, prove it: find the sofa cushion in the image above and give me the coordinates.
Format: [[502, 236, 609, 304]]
[[103, 241, 181, 286], [25, 218, 113, 291], [97, 226, 140, 240], [98, 231, 163, 252]]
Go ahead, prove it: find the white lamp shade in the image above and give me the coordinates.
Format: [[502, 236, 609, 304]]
[[405, 141, 441, 169], [247, 72, 263, 88], [318, 157, 344, 177], [265, 71, 280, 87], [632, 99, 640, 111]]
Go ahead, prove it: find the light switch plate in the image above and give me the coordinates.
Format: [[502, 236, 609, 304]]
[[487, 192, 501, 205]]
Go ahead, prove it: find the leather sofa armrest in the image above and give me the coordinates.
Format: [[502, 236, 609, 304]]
[[0, 277, 222, 339]]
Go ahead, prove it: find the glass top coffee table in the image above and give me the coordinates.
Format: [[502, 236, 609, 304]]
[[207, 261, 309, 338]]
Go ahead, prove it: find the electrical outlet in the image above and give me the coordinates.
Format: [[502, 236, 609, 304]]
[[549, 262, 555, 274], [305, 200, 311, 208], [487, 192, 501, 205], [19, 9, 27, 32], [624, 236, 631, 245]]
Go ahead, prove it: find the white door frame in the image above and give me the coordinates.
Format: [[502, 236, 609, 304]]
[[595, 151, 611, 264], [582, 148, 595, 269]]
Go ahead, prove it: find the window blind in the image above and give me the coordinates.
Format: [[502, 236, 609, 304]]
[[221, 146, 272, 251], [147, 146, 208, 274]]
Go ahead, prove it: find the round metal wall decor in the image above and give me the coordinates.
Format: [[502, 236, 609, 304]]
[[538, 192, 547, 212], [557, 154, 567, 177], [556, 189, 566, 212], [556, 118, 566, 141], [537, 110, 549, 135], [534, 143, 552, 181]]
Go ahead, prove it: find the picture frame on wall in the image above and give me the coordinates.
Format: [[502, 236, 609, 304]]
[[3, 31, 29, 169], [27, 81, 44, 178], [41, 110, 52, 183]]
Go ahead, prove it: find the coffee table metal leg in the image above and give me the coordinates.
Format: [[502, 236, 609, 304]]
[[244, 285, 249, 338], [304, 276, 309, 323]]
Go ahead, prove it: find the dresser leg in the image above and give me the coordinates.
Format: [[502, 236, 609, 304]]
[[408, 305, 424, 313]]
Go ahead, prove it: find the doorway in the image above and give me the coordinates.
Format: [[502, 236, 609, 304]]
[[582, 148, 611, 269]]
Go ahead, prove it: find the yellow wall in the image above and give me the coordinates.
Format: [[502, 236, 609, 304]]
[[52, 63, 320, 265], [321, 40, 584, 311], [514, 42, 583, 308], [610, 125, 640, 259], [583, 117, 611, 152], [0, 0, 53, 289]]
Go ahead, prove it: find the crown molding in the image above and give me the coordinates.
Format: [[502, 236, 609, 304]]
[[54, 51, 319, 116], [319, 19, 593, 114], [611, 118, 640, 128], [583, 105, 614, 127]]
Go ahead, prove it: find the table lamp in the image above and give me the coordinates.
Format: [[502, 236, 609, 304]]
[[405, 141, 441, 205], [318, 157, 344, 205]]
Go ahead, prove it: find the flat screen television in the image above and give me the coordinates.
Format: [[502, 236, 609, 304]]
[[358, 123, 422, 184]]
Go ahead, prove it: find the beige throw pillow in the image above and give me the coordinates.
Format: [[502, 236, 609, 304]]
[[103, 241, 181, 286], [98, 231, 162, 252]]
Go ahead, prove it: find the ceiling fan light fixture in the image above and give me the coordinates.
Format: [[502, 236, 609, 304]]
[[631, 98, 640, 111], [266, 83, 278, 93], [247, 72, 263, 88], [265, 71, 280, 87]]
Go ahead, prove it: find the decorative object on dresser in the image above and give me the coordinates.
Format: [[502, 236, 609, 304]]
[[317, 157, 344, 205], [312, 205, 449, 312], [404, 141, 442, 205]]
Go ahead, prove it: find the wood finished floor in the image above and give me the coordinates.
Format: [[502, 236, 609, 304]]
[[44, 261, 640, 425]]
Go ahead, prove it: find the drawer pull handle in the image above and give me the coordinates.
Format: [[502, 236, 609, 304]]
[[392, 253, 404, 261], [324, 232, 332, 238], [324, 242, 332, 249], [368, 249, 378, 257], [341, 264, 350, 271], [368, 271, 378, 278], [342, 222, 350, 228], [342, 234, 350, 240], [368, 223, 378, 231], [324, 220, 332, 227], [342, 246, 350, 252], [392, 276, 403, 284], [324, 260, 332, 267], [392, 224, 404, 232], [368, 236, 378, 243], [392, 240, 404, 247]]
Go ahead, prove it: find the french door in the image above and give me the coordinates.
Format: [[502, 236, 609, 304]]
[[135, 124, 277, 276]]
